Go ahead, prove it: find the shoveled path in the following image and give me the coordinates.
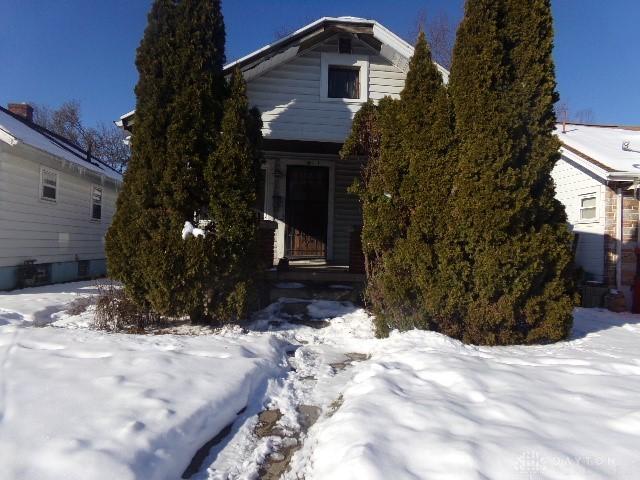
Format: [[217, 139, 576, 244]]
[[189, 298, 376, 480]]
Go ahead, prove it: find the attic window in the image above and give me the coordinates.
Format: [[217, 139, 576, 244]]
[[320, 52, 368, 102], [328, 66, 360, 99], [339, 38, 352, 54]]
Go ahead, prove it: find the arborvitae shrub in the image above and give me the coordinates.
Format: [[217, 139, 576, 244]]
[[446, 0, 576, 344], [107, 0, 262, 325], [343, 33, 454, 337], [344, 2, 575, 345], [204, 70, 262, 323]]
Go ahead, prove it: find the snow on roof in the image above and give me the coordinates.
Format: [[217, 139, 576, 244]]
[[0, 107, 122, 182], [556, 123, 640, 178]]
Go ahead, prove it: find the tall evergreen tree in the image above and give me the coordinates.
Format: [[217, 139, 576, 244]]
[[106, 0, 178, 307], [106, 0, 230, 321], [143, 0, 227, 319], [447, 0, 576, 344], [385, 31, 455, 334], [343, 32, 454, 336], [203, 70, 262, 323]]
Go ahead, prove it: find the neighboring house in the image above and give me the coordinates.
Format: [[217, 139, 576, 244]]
[[552, 122, 640, 307], [0, 103, 122, 290], [117, 16, 448, 266]]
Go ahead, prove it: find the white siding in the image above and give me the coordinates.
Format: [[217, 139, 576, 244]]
[[247, 36, 407, 143], [0, 145, 118, 268], [552, 156, 606, 281]]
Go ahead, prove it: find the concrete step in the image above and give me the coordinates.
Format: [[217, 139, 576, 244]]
[[268, 282, 363, 303]]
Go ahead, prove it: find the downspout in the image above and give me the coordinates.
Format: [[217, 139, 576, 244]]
[[616, 188, 623, 291]]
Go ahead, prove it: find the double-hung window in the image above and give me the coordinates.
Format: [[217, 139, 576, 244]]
[[579, 194, 597, 221], [91, 185, 103, 220], [40, 167, 58, 202]]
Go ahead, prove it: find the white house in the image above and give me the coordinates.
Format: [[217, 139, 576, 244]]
[[0, 103, 122, 290], [552, 122, 640, 307], [118, 16, 448, 267]]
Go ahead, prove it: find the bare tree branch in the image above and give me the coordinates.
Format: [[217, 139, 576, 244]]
[[555, 101, 596, 124], [31, 100, 130, 172], [409, 8, 456, 70]]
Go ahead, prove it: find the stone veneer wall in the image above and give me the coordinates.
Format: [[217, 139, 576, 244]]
[[603, 185, 639, 288]]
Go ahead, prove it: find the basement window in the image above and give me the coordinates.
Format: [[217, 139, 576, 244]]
[[328, 66, 360, 99], [91, 185, 103, 220], [40, 167, 58, 202], [579, 194, 597, 220]]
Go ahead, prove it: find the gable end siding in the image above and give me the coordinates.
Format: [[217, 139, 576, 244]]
[[247, 37, 407, 143], [551, 156, 606, 282]]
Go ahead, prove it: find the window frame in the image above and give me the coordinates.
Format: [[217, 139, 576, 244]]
[[578, 192, 598, 223], [39, 166, 59, 203], [320, 52, 369, 103], [90, 184, 103, 221]]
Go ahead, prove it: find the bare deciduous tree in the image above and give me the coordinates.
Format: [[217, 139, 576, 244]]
[[555, 101, 595, 125], [32, 100, 130, 173], [409, 9, 456, 70]]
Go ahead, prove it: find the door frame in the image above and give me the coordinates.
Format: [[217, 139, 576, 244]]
[[263, 153, 335, 262]]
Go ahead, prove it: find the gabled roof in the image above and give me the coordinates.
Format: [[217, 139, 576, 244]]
[[556, 123, 640, 181], [0, 106, 122, 182], [117, 16, 449, 130]]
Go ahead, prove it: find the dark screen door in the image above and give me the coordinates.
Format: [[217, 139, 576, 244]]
[[285, 166, 329, 258]]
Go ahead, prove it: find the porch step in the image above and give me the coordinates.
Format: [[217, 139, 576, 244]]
[[265, 269, 365, 284], [268, 282, 364, 303]]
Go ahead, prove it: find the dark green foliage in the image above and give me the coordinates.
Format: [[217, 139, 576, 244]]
[[106, 0, 179, 310], [142, 0, 227, 320], [343, 33, 453, 337], [204, 70, 263, 322], [444, 0, 576, 344], [107, 0, 262, 324], [345, 2, 575, 345]]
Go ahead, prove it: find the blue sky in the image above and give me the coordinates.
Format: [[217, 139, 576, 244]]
[[1, 0, 638, 126]]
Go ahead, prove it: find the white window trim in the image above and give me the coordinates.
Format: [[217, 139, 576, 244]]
[[39, 166, 59, 203], [577, 192, 598, 223], [320, 52, 369, 103], [90, 184, 103, 221]]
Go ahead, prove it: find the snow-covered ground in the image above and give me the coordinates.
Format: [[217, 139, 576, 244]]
[[1, 281, 640, 479]]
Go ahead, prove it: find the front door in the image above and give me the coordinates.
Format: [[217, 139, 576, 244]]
[[285, 166, 329, 258]]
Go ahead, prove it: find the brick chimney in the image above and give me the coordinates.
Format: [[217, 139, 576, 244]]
[[8, 103, 34, 123]]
